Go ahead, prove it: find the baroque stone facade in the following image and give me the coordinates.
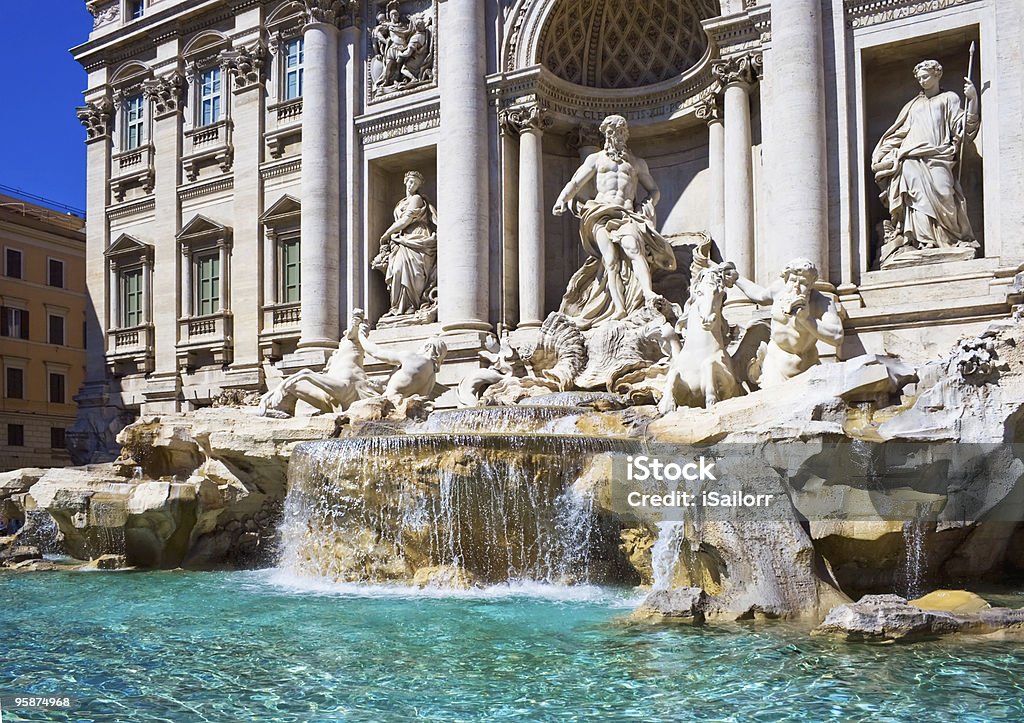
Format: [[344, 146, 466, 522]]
[[72, 0, 1024, 454]]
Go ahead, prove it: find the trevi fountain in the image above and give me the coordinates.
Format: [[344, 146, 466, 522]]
[[4, 0, 1024, 720]]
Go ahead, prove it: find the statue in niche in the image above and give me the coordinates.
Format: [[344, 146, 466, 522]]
[[371, 170, 438, 324], [552, 114, 677, 329], [730, 259, 845, 388], [256, 310, 382, 417], [359, 328, 447, 402], [871, 59, 980, 268], [370, 1, 434, 95]]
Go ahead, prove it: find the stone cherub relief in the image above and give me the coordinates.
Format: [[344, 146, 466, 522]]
[[553, 114, 678, 330], [255, 309, 447, 417], [871, 57, 981, 269], [371, 170, 439, 326], [370, 1, 434, 97]]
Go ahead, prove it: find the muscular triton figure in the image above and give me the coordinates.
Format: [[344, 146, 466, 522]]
[[553, 115, 676, 321]]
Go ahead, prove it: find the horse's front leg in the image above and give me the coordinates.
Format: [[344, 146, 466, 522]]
[[659, 369, 681, 414]]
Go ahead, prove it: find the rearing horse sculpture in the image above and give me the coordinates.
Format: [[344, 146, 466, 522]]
[[659, 267, 742, 412]]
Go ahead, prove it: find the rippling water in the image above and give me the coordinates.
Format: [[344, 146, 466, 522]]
[[2, 570, 1024, 722]]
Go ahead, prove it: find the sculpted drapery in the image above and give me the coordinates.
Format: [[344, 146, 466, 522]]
[[871, 59, 980, 266]]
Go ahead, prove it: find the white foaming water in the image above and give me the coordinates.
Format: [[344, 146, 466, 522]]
[[256, 568, 635, 604], [279, 434, 636, 587], [650, 521, 686, 591]]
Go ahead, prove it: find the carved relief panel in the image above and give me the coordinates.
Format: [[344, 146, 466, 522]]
[[367, 0, 437, 102]]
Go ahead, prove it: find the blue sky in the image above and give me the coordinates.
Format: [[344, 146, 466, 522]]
[[0, 2, 93, 213]]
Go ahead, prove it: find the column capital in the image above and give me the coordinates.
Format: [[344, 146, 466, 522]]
[[303, 0, 361, 30], [144, 71, 186, 118], [694, 91, 724, 125], [712, 52, 763, 90], [222, 42, 267, 92], [76, 97, 114, 143], [499, 102, 552, 137]]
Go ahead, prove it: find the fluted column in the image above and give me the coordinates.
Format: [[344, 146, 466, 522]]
[[696, 91, 725, 254], [503, 103, 551, 328], [714, 54, 761, 279], [437, 0, 491, 332], [765, 0, 828, 279], [298, 6, 342, 349]]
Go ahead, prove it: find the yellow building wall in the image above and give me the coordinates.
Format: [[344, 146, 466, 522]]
[[0, 197, 87, 471]]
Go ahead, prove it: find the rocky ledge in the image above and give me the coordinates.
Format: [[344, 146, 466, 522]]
[[813, 591, 1024, 642]]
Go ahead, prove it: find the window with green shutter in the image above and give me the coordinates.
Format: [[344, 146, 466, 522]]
[[281, 238, 301, 304], [121, 268, 144, 327], [196, 252, 220, 316]]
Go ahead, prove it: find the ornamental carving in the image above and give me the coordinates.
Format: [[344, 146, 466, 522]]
[[304, 0, 360, 29], [711, 53, 763, 88], [539, 0, 719, 89], [143, 72, 186, 116], [844, 0, 979, 29], [369, 1, 435, 99], [86, 0, 119, 28], [693, 89, 723, 123], [224, 43, 268, 90], [499, 102, 552, 136], [76, 97, 114, 140]]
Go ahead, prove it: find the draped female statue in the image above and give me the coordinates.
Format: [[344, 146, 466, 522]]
[[372, 170, 438, 322]]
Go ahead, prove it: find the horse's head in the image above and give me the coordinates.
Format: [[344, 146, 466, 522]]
[[691, 268, 725, 331]]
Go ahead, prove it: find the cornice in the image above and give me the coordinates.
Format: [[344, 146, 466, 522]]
[[843, 0, 982, 29]]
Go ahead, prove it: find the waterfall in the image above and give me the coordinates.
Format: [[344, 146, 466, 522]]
[[650, 520, 686, 591], [900, 518, 927, 599], [278, 430, 636, 586]]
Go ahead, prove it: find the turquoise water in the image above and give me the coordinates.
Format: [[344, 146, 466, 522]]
[[2, 570, 1024, 722]]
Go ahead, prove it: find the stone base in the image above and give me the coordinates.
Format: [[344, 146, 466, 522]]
[[376, 305, 438, 329], [881, 245, 977, 270]]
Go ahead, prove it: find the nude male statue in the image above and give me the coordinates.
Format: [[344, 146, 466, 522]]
[[359, 329, 448, 401], [730, 259, 845, 387], [553, 115, 676, 323]]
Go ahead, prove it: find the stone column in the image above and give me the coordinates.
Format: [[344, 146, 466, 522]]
[[145, 71, 185, 394], [263, 228, 276, 317], [714, 54, 761, 279], [339, 23, 362, 324], [503, 103, 551, 329], [764, 0, 828, 279], [437, 0, 491, 333], [180, 244, 192, 317], [696, 91, 725, 253], [141, 256, 152, 325], [218, 241, 230, 310], [108, 260, 120, 331], [75, 97, 113, 385], [298, 7, 342, 350], [224, 41, 265, 375]]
